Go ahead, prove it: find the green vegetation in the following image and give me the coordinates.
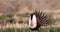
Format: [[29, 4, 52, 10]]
[[0, 13, 30, 24], [46, 13, 55, 26], [49, 27, 55, 32], [0, 27, 60, 32], [17, 13, 30, 17], [0, 14, 16, 24]]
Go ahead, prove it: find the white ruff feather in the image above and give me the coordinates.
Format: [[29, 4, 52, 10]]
[[29, 15, 37, 29]]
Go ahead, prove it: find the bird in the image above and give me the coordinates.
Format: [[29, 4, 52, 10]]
[[28, 10, 48, 30]]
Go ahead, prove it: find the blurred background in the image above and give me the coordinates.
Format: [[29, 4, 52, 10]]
[[0, 0, 60, 32]]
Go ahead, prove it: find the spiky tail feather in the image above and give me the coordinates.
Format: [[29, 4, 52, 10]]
[[32, 10, 49, 26]]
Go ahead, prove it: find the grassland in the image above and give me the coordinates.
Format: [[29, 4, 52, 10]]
[[0, 27, 60, 32]]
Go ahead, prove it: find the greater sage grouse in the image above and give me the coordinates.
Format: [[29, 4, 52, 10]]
[[29, 11, 48, 30]]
